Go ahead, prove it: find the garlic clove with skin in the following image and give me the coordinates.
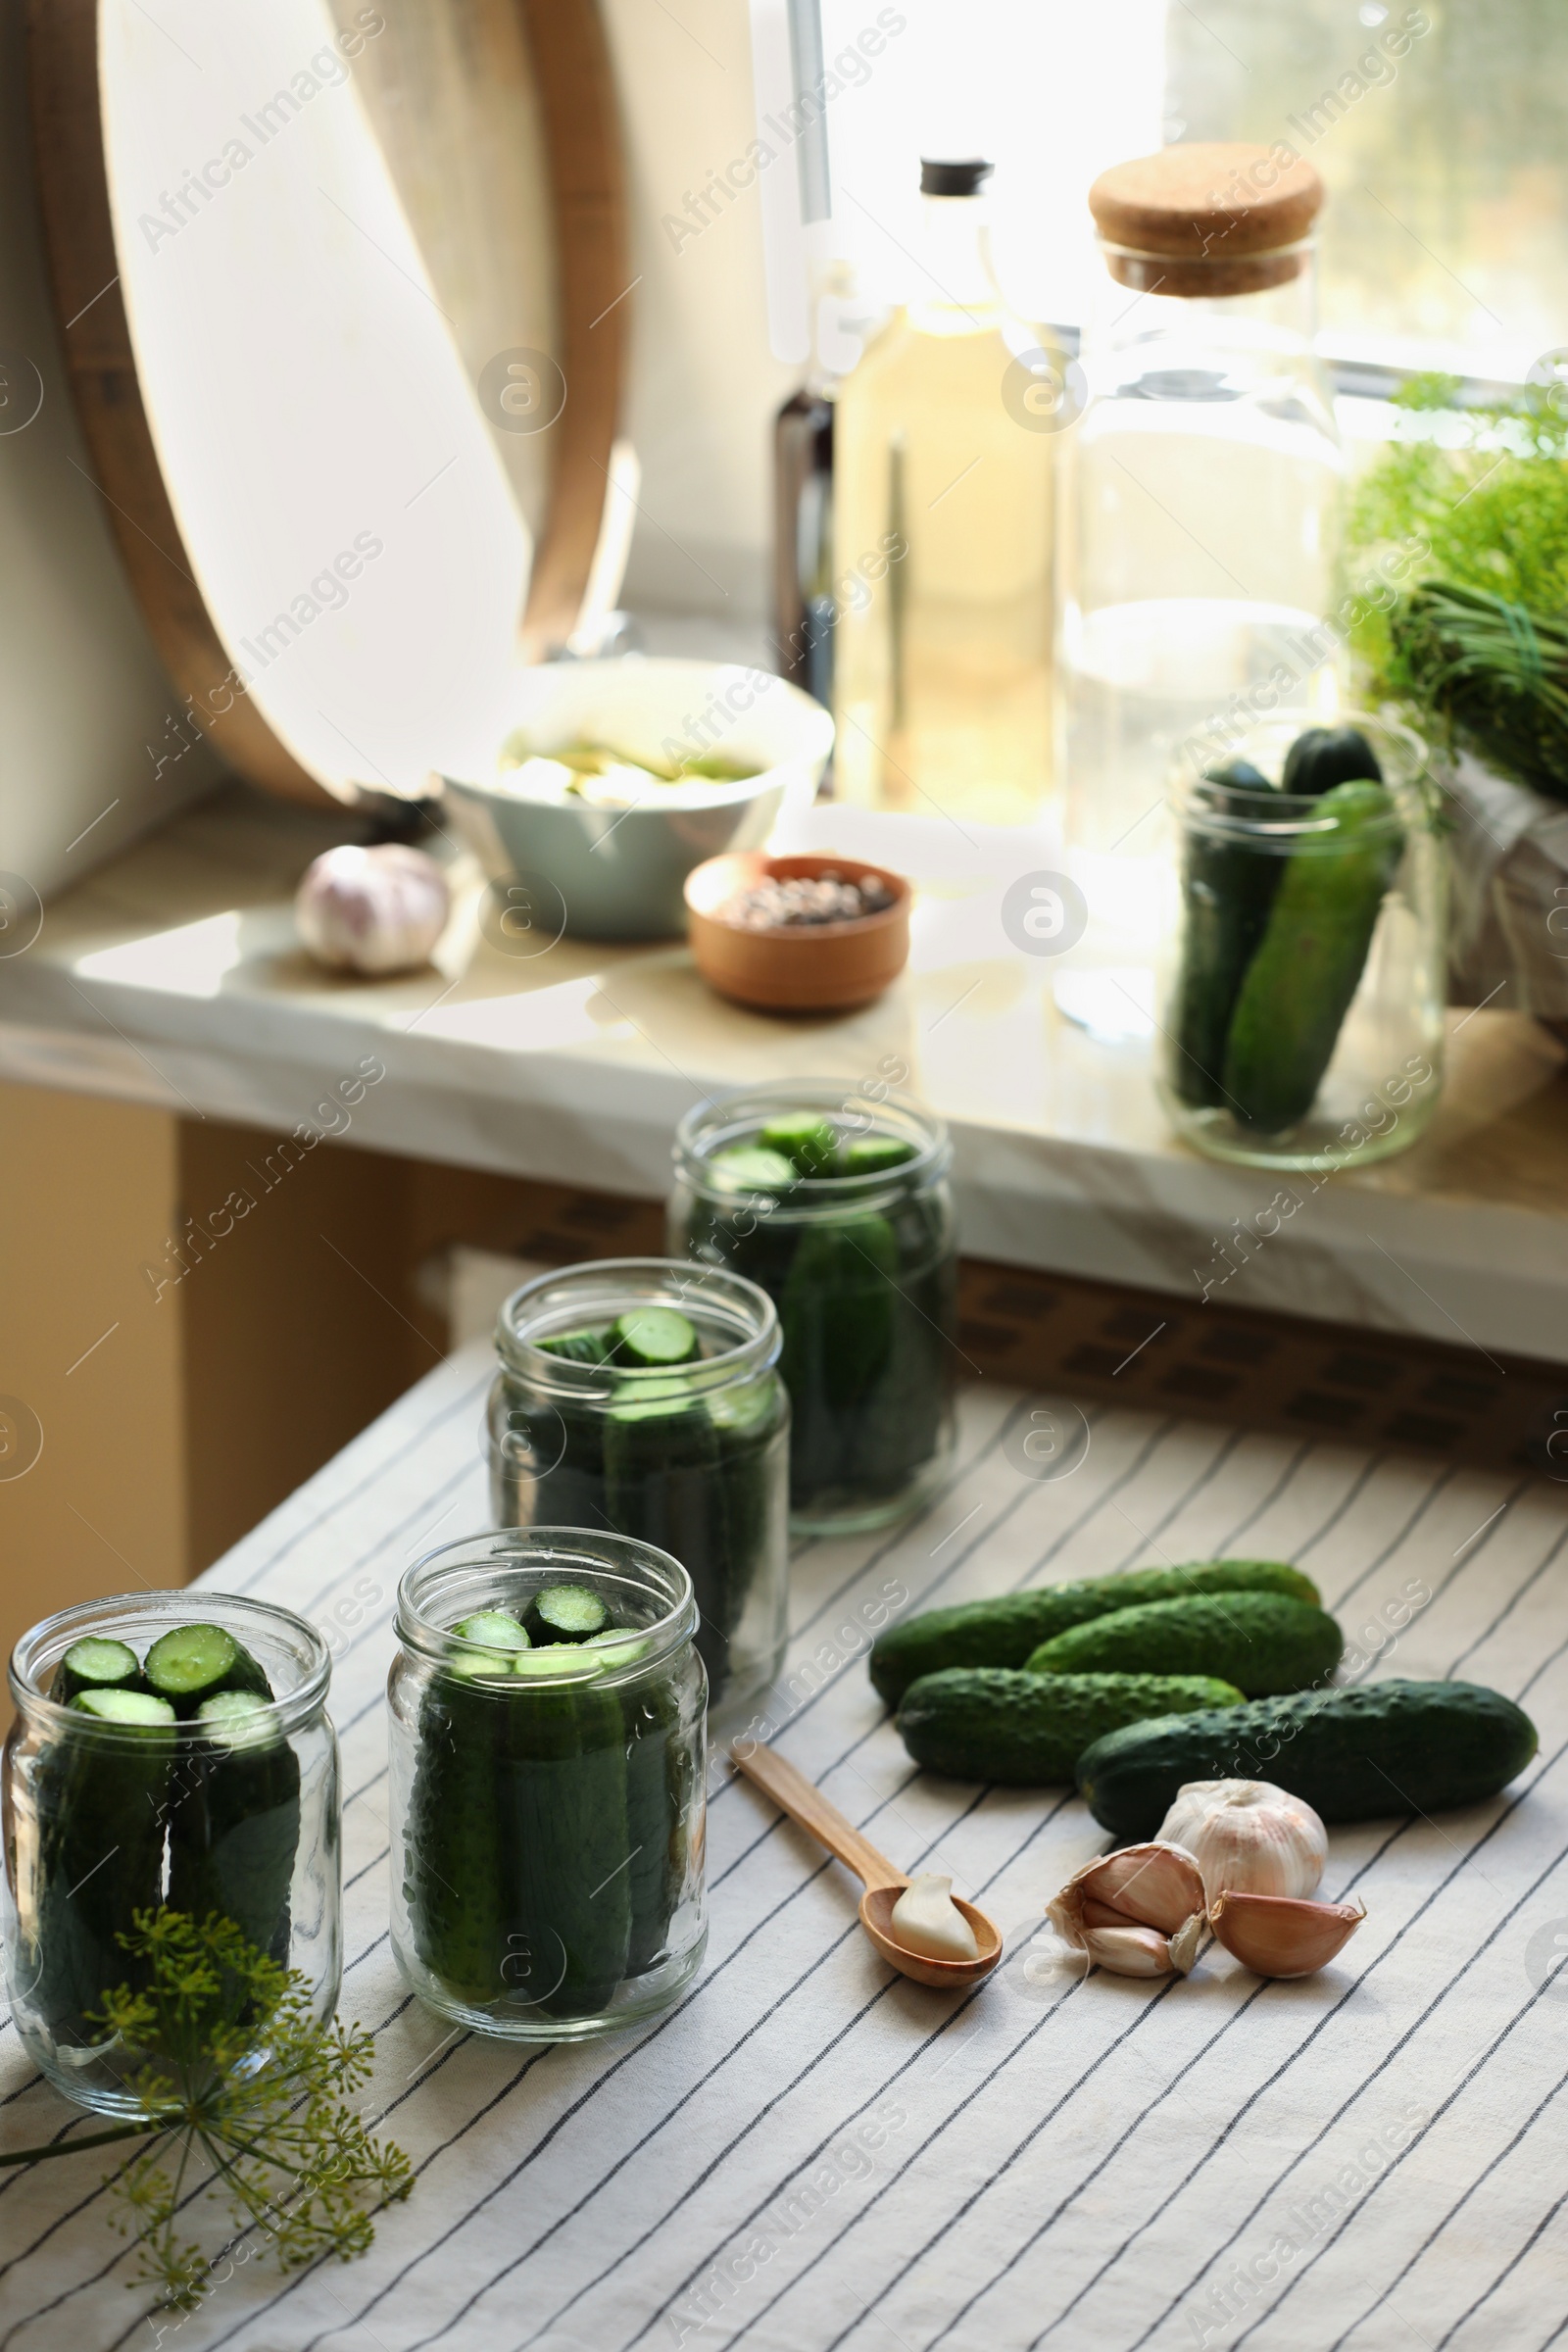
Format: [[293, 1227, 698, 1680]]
[[1208, 1889, 1365, 1979], [1048, 1841, 1206, 1978], [1155, 1779, 1328, 1904]]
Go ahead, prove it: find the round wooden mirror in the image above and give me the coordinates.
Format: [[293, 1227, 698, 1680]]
[[28, 0, 629, 808]]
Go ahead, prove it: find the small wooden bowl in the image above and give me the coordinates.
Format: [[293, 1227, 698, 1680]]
[[685, 852, 910, 1013]]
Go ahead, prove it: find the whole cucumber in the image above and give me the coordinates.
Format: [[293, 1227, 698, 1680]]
[[1077, 1680, 1540, 1839], [1025, 1592, 1342, 1697], [166, 1692, 302, 1969], [31, 1693, 175, 2042], [506, 1666, 632, 2019], [868, 1559, 1321, 1707], [1171, 768, 1288, 1108], [401, 1655, 517, 2010], [896, 1669, 1246, 1786], [1222, 780, 1404, 1132]]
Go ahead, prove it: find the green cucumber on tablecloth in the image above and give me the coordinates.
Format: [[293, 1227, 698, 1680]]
[[31, 1690, 176, 2042], [1222, 779, 1404, 1132], [895, 1669, 1245, 1786], [867, 1559, 1322, 1705], [1077, 1679, 1540, 1839], [1023, 1591, 1343, 1697], [166, 1690, 302, 1968]]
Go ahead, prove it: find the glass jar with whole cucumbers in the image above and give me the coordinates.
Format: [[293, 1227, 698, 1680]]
[[389, 1528, 708, 2038], [1160, 710, 1446, 1170], [670, 1085, 957, 1533], [2, 1592, 340, 2116], [487, 1259, 789, 1709]]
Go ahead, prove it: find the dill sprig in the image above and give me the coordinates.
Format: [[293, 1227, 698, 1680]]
[[0, 1910, 412, 2312], [1394, 579, 1568, 802]]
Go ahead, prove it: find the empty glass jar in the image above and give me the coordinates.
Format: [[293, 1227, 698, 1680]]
[[389, 1528, 708, 2038], [3, 1592, 340, 2116]]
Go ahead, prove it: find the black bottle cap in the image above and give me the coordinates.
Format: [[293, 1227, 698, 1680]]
[[919, 159, 993, 197]]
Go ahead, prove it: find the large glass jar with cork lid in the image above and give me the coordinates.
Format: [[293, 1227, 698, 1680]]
[[1055, 143, 1344, 1040]]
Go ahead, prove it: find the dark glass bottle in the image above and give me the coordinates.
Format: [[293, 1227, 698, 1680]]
[[773, 382, 835, 714]]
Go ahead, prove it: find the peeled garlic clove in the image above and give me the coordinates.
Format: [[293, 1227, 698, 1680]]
[[1062, 1841, 1206, 1936], [889, 1872, 980, 1963], [1208, 1889, 1365, 1979], [1156, 1779, 1328, 1904], [1075, 1921, 1200, 1978], [295, 843, 450, 976]]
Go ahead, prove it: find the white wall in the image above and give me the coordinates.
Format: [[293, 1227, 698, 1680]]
[[0, 0, 221, 902]]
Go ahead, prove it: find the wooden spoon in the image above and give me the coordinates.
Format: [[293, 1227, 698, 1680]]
[[730, 1741, 1003, 1989]]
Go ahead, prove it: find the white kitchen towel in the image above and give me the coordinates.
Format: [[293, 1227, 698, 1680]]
[[3, 1344, 1567, 2352]]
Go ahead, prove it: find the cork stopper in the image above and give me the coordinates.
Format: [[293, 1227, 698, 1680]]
[[1089, 143, 1324, 297]]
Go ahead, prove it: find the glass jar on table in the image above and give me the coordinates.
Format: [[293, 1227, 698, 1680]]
[[670, 1085, 957, 1536], [3, 1592, 340, 2116], [1057, 142, 1344, 1040], [388, 1527, 708, 2038], [486, 1258, 789, 1710]]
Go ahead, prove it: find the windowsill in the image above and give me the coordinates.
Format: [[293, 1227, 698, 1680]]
[[0, 772, 1563, 1362]]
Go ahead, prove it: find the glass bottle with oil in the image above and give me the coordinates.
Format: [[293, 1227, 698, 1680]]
[[832, 160, 1063, 830]]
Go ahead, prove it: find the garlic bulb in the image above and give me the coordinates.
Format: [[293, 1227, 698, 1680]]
[[1208, 1889, 1365, 1979], [1048, 1841, 1205, 1978], [295, 843, 449, 975], [1155, 1780, 1327, 1904]]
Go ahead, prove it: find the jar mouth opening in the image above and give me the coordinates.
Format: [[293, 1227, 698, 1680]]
[[494, 1257, 780, 1393], [673, 1085, 951, 1206], [1173, 710, 1429, 848], [397, 1529, 698, 1681], [8, 1591, 332, 1742]]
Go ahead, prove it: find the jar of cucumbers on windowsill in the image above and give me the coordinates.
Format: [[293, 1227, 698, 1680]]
[[1162, 710, 1447, 1170], [487, 1259, 789, 1709], [2, 1593, 340, 2116], [389, 1529, 708, 2038], [669, 1085, 958, 1536]]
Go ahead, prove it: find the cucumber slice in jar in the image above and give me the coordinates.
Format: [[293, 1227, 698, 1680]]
[[71, 1687, 173, 1727], [608, 1307, 699, 1369], [511, 1644, 606, 1679], [709, 1145, 798, 1193], [454, 1610, 531, 1650], [167, 1690, 301, 1969], [525, 1585, 611, 1643], [760, 1113, 838, 1177], [52, 1637, 142, 1703], [536, 1328, 612, 1365], [837, 1134, 915, 1176], [143, 1622, 272, 1716]]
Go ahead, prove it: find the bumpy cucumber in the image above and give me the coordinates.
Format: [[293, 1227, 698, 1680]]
[[32, 1690, 175, 2041], [505, 1661, 632, 2018], [896, 1669, 1245, 1786], [779, 1212, 898, 1500], [868, 1559, 1322, 1706], [1024, 1592, 1343, 1697], [620, 1662, 695, 1976], [1077, 1679, 1540, 1839], [167, 1691, 301, 1967], [1223, 780, 1404, 1132], [1171, 768, 1288, 1109], [401, 1656, 517, 2008]]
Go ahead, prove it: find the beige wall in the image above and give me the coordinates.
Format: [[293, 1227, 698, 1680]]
[[0, 1082, 187, 1694]]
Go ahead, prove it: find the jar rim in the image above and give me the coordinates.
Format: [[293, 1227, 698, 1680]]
[[673, 1083, 951, 1208], [8, 1590, 332, 1743], [494, 1256, 780, 1392], [396, 1527, 698, 1681], [1171, 708, 1429, 849]]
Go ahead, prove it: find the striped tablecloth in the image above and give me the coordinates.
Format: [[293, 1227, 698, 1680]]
[[5, 1347, 1568, 2352]]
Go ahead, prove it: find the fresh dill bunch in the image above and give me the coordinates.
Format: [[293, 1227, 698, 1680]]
[[0, 1910, 411, 2313], [1348, 372, 1568, 695]]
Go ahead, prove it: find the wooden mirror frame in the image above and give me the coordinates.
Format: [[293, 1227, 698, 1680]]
[[27, 0, 628, 808]]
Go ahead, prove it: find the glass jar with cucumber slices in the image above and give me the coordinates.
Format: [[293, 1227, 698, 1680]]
[[389, 1528, 708, 2037], [2, 1592, 339, 2115], [670, 1086, 957, 1533], [487, 1259, 789, 1708], [1160, 711, 1446, 1170]]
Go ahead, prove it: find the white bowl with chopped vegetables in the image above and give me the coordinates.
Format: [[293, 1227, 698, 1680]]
[[441, 658, 834, 940]]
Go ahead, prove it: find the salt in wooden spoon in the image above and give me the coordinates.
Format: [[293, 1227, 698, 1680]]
[[730, 1740, 1002, 1989]]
